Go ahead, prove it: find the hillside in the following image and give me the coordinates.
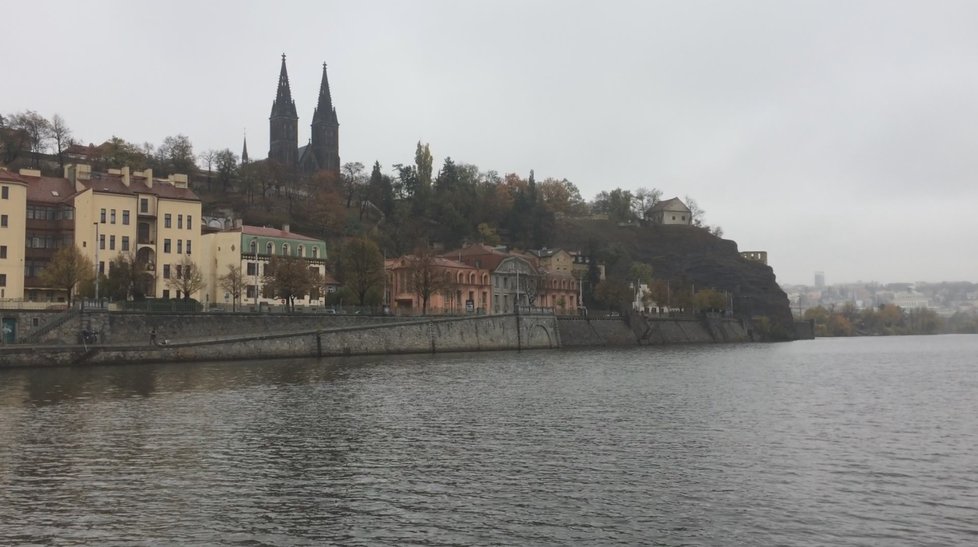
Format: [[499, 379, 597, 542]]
[[553, 218, 796, 339]]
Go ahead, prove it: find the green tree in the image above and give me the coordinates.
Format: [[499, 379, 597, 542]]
[[104, 253, 140, 301], [215, 149, 239, 193], [340, 237, 385, 305], [7, 110, 51, 168], [263, 257, 313, 312], [39, 245, 94, 308], [157, 134, 197, 175], [593, 279, 633, 311]]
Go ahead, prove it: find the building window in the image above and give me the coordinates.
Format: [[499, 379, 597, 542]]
[[121, 236, 130, 251], [164, 214, 172, 228], [0, 246, 5, 259], [266, 242, 273, 255], [283, 243, 290, 256], [99, 234, 106, 250], [186, 241, 192, 255], [99, 261, 105, 275], [187, 215, 192, 230], [250, 240, 257, 255], [247, 263, 257, 276], [110, 209, 116, 224], [0, 274, 6, 287], [175, 265, 182, 279], [246, 285, 256, 298], [312, 247, 318, 258], [122, 210, 130, 225], [163, 239, 171, 253], [109, 235, 116, 251], [140, 198, 148, 213], [177, 240, 183, 254], [100, 208, 106, 223], [177, 214, 183, 229], [163, 264, 171, 279], [0, 214, 6, 227], [1, 186, 8, 199], [298, 245, 304, 257], [163, 289, 170, 299]]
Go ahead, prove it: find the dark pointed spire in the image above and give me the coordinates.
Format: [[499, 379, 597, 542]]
[[241, 131, 249, 164], [271, 53, 298, 118], [313, 62, 333, 123]]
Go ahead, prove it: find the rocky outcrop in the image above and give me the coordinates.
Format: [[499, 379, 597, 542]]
[[554, 219, 796, 339]]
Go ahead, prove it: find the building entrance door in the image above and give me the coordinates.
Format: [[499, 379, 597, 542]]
[[2, 317, 16, 344]]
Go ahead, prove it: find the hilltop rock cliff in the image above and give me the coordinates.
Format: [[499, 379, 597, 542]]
[[553, 219, 796, 339]]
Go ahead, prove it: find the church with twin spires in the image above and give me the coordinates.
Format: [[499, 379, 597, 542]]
[[266, 54, 340, 177]]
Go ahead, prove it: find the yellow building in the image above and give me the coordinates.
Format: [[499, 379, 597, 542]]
[[0, 169, 29, 301], [66, 165, 202, 299], [201, 222, 328, 310]]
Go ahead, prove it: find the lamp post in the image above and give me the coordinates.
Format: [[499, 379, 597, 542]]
[[93, 222, 100, 305]]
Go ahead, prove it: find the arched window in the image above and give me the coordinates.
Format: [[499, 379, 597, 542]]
[[469, 273, 476, 284], [249, 240, 257, 255], [266, 241, 273, 255], [457, 272, 464, 284], [298, 245, 304, 257], [312, 247, 319, 258], [283, 243, 290, 256]]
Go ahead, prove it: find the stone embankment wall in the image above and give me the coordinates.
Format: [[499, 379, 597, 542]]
[[0, 314, 559, 369], [558, 315, 753, 347], [16, 310, 406, 346]]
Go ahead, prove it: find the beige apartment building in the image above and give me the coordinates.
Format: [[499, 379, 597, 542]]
[[2, 165, 202, 303], [0, 169, 29, 301]]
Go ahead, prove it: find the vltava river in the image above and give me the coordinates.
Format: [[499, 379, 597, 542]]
[[1, 336, 976, 545]]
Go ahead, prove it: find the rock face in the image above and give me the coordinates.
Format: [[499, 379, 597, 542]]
[[553, 219, 796, 339]]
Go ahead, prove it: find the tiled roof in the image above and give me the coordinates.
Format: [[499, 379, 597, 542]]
[[240, 225, 322, 242], [650, 197, 690, 213], [22, 174, 78, 204]]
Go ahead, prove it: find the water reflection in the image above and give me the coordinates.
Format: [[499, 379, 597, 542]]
[[1, 338, 977, 545]]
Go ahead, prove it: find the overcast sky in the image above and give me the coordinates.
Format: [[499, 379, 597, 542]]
[[7, 1, 978, 285]]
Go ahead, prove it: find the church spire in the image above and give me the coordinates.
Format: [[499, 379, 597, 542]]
[[270, 53, 298, 119], [241, 132, 249, 164], [313, 62, 336, 123]]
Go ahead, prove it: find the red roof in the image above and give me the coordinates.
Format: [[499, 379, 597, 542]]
[[240, 225, 321, 242], [22, 174, 78, 204], [0, 169, 29, 184]]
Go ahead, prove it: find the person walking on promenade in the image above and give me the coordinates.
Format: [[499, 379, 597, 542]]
[[150, 328, 157, 346]]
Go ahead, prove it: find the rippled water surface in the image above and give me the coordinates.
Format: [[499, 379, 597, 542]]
[[2, 336, 977, 545]]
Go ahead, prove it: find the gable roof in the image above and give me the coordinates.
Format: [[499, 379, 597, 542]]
[[649, 197, 690, 213]]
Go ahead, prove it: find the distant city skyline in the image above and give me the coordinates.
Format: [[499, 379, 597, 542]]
[[5, 1, 978, 285]]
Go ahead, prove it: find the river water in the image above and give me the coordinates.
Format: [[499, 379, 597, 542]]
[[1, 336, 976, 546]]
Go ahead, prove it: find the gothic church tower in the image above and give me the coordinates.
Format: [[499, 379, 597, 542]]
[[268, 54, 299, 168], [310, 63, 340, 175]]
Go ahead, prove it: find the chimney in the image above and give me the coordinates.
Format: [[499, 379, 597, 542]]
[[169, 173, 189, 189], [121, 166, 130, 186], [18, 168, 41, 177], [282, 224, 290, 233], [233, 218, 243, 229]]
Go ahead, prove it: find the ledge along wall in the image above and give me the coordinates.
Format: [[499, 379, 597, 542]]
[[0, 314, 560, 369], [557, 314, 755, 347]]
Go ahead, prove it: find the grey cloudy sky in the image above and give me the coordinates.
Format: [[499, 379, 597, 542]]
[[7, 1, 978, 285]]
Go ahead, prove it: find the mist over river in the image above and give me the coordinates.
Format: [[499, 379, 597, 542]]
[[1, 336, 976, 545]]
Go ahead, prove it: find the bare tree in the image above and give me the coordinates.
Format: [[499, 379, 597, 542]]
[[341, 161, 365, 208], [50, 114, 73, 169], [219, 264, 246, 311], [198, 149, 217, 191], [165, 256, 205, 301], [407, 247, 450, 315], [39, 245, 94, 308]]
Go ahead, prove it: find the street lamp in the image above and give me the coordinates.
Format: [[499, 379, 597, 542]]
[[93, 222, 100, 304]]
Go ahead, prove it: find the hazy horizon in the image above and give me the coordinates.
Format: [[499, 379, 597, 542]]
[[6, 1, 977, 285]]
